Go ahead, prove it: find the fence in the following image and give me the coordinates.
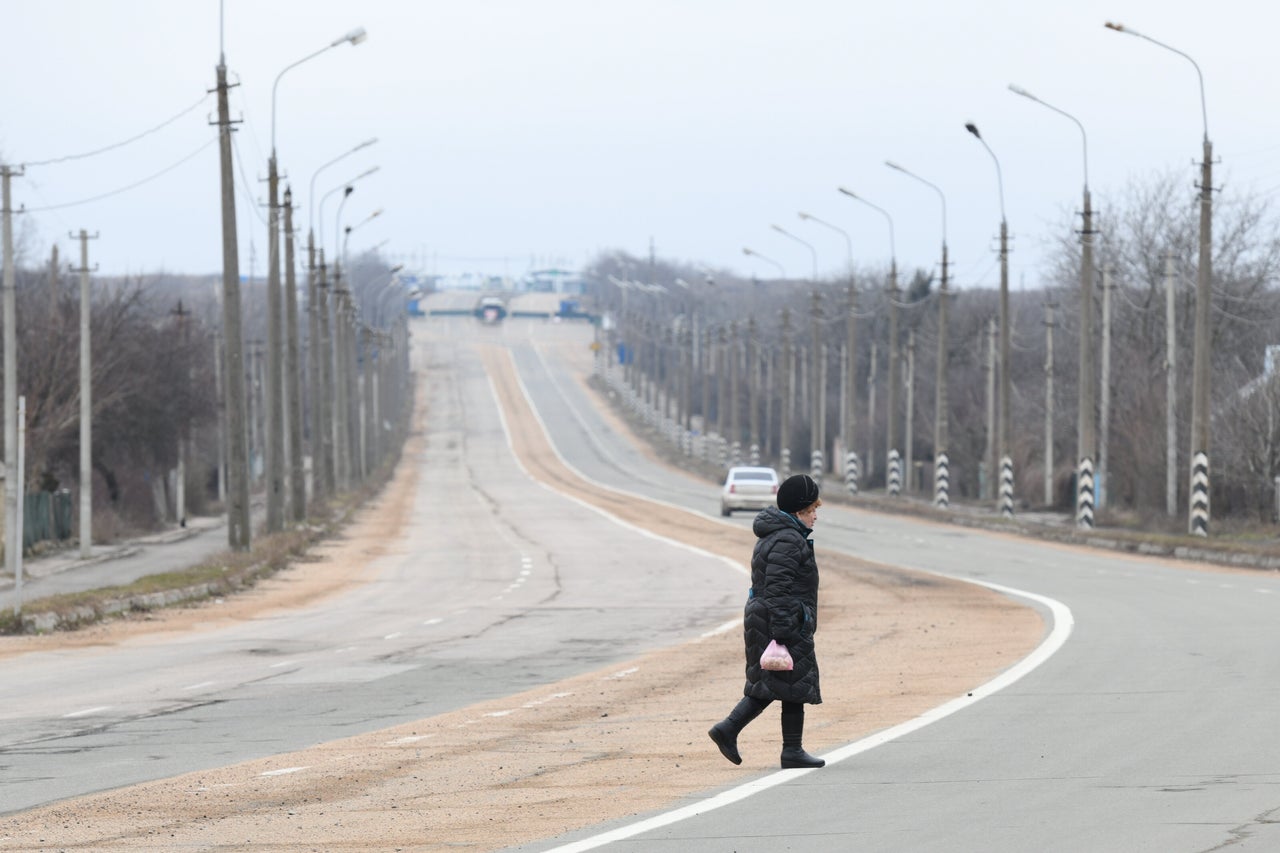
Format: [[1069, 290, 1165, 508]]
[[23, 490, 73, 551]]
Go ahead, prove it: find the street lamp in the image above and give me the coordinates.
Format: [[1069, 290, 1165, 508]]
[[1105, 20, 1213, 537], [838, 187, 902, 497], [265, 25, 367, 532], [770, 224, 818, 282], [964, 122, 1014, 517], [1008, 84, 1096, 528], [742, 246, 785, 279], [885, 160, 951, 509], [798, 211, 859, 495], [306, 140, 376, 501], [772, 224, 825, 481]]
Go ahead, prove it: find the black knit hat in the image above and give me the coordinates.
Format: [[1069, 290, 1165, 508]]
[[776, 474, 820, 514]]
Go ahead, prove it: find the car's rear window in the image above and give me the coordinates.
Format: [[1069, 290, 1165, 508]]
[[732, 471, 776, 482]]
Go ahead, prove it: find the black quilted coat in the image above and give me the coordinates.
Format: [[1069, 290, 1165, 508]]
[[742, 506, 821, 705]]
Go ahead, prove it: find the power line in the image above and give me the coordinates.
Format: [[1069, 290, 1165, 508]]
[[20, 92, 212, 168], [22, 138, 217, 212]]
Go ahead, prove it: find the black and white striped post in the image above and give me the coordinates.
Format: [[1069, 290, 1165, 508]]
[[1000, 455, 1015, 518], [1077, 457, 1095, 528], [750, 443, 760, 466], [888, 449, 902, 496], [845, 451, 859, 495], [780, 447, 791, 478], [1190, 452, 1209, 536], [810, 449, 824, 486], [934, 452, 949, 508]]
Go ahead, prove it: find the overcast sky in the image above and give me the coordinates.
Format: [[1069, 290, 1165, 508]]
[[3, 0, 1278, 289]]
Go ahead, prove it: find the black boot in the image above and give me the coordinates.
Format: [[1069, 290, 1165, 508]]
[[780, 703, 824, 768], [709, 696, 769, 765]]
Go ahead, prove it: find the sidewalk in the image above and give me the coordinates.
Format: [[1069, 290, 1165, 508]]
[[0, 514, 230, 614]]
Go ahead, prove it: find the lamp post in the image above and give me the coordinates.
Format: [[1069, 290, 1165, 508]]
[[964, 123, 1014, 517], [305, 139, 376, 502], [742, 246, 785, 279], [1008, 84, 1095, 527], [743, 247, 788, 470], [771, 224, 825, 481], [885, 160, 951, 509], [340, 209, 381, 485], [799, 211, 859, 495], [265, 25, 367, 531], [838, 187, 902, 497], [1106, 20, 1213, 536]]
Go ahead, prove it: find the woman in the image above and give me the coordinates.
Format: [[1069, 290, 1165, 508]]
[[708, 473, 825, 769]]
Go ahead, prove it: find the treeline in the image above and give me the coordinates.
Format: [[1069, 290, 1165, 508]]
[[585, 170, 1280, 530], [7, 251, 400, 542]]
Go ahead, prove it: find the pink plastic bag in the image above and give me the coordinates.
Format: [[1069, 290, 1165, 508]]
[[760, 639, 793, 671]]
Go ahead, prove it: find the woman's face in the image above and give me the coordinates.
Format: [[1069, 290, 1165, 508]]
[[796, 504, 818, 527]]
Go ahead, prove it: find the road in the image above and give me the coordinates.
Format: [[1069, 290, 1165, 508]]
[[4, 317, 1279, 853], [505, 324, 1280, 853], [0, 319, 742, 817]]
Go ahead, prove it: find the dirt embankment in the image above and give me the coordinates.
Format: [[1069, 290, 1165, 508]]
[[0, 340, 1043, 852]]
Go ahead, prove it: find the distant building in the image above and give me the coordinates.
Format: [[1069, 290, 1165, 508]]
[[517, 268, 585, 294]]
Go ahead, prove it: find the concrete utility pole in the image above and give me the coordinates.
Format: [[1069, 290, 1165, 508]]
[[72, 230, 98, 558], [867, 342, 877, 484], [905, 330, 915, 493], [796, 211, 857, 491], [885, 160, 950, 507], [283, 188, 305, 521], [729, 322, 740, 466], [213, 327, 226, 503], [837, 188, 899, 494], [748, 317, 760, 461], [48, 245, 59, 323], [1165, 254, 1178, 518], [264, 156, 285, 532], [1105, 20, 1212, 534], [1044, 300, 1056, 506], [846, 283, 859, 494], [1099, 265, 1114, 511], [171, 300, 190, 525], [1008, 85, 1095, 526], [966, 122, 1014, 516], [2, 163, 22, 571], [983, 319, 997, 500], [781, 309, 793, 476], [810, 291, 824, 480], [306, 236, 322, 503], [214, 58, 250, 551]]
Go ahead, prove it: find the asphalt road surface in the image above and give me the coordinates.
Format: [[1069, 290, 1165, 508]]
[[5, 317, 1280, 853], [503, 322, 1280, 853]]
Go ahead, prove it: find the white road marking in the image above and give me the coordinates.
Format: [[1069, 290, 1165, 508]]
[[384, 632, 403, 640], [700, 618, 742, 639], [63, 706, 110, 718], [604, 667, 639, 680], [422, 618, 443, 626], [260, 766, 308, 776], [268, 661, 299, 669], [183, 681, 216, 691], [386, 735, 432, 745], [542, 578, 1074, 852]]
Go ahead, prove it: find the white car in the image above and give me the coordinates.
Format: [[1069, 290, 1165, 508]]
[[720, 466, 780, 516]]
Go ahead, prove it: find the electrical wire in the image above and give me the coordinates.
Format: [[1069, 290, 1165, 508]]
[[21, 138, 218, 212], [20, 92, 212, 168], [231, 133, 267, 227]]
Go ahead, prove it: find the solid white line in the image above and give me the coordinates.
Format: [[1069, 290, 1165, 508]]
[[494, 341, 1076, 851], [63, 706, 110, 718], [540, 578, 1074, 853], [486, 363, 748, 580], [183, 681, 216, 691]]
